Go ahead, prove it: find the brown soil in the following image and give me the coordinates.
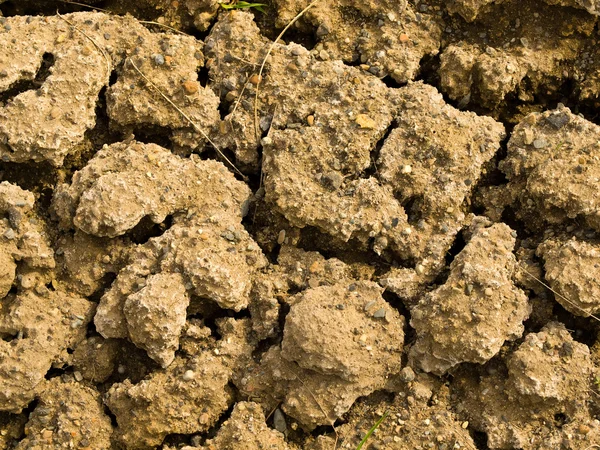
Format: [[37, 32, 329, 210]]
[[0, 0, 599, 449]]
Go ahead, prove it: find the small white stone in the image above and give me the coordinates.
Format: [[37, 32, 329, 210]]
[[183, 370, 195, 381], [401, 165, 412, 174]]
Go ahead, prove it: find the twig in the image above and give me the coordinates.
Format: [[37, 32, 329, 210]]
[[57, 11, 111, 78], [139, 21, 189, 36], [520, 268, 600, 323], [229, 77, 251, 129], [128, 58, 247, 181], [58, 1, 189, 35], [253, 0, 320, 140]]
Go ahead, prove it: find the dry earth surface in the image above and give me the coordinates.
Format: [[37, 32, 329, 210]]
[[0, 0, 599, 449]]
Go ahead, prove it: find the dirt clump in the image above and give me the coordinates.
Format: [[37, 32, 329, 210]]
[[453, 322, 598, 449], [53, 140, 266, 364], [181, 401, 294, 450], [0, 12, 218, 165], [271, 0, 442, 83], [538, 237, 600, 317], [409, 218, 530, 375], [484, 104, 600, 230], [14, 377, 113, 450], [0, 288, 93, 412], [239, 281, 404, 430], [0, 1, 600, 449], [0, 182, 55, 296]]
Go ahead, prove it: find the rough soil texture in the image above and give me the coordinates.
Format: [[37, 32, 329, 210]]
[[0, 0, 599, 449]]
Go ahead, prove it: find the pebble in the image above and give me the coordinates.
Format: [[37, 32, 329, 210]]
[[3, 229, 15, 240], [532, 138, 548, 149], [401, 165, 412, 174], [277, 229, 286, 245], [74, 371, 83, 382], [182, 370, 195, 381], [81, 45, 92, 56], [546, 112, 569, 129], [578, 424, 590, 434], [484, 287, 493, 296], [42, 429, 53, 440], [373, 308, 386, 319], [399, 33, 410, 43], [273, 408, 287, 433], [316, 23, 330, 37], [307, 115, 315, 126], [182, 80, 199, 95], [249, 74, 261, 85], [225, 90, 238, 102], [153, 54, 165, 65], [400, 366, 415, 382]]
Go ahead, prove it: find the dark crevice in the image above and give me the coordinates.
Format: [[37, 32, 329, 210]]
[[499, 206, 530, 240], [251, 301, 289, 362], [279, 27, 318, 50], [0, 329, 20, 342], [296, 226, 396, 271], [383, 291, 414, 344], [62, 80, 122, 180], [553, 412, 569, 428], [342, 58, 362, 67], [362, 120, 396, 179], [414, 52, 441, 90], [130, 124, 174, 150], [87, 272, 118, 302], [400, 195, 424, 226], [551, 300, 599, 347], [204, 147, 251, 184], [471, 430, 491, 450], [128, 214, 173, 245], [197, 66, 210, 88], [429, 230, 468, 287], [0, 52, 55, 105], [380, 75, 406, 89], [21, 398, 39, 417], [186, 25, 212, 43], [444, 230, 467, 267], [190, 385, 238, 445], [199, 308, 252, 341], [103, 404, 118, 428], [44, 365, 67, 380], [0, 161, 57, 211]]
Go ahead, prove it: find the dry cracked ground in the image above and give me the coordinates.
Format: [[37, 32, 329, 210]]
[[0, 0, 600, 449]]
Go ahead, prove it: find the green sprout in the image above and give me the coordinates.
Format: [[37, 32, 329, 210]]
[[220, 1, 267, 13], [356, 410, 389, 450]]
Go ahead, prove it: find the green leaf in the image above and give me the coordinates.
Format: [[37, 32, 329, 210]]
[[356, 410, 389, 450], [221, 2, 267, 13]]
